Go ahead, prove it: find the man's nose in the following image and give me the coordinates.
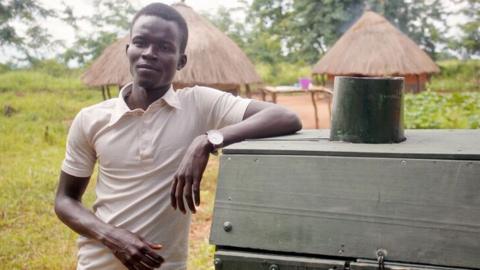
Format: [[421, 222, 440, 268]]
[[141, 45, 158, 59]]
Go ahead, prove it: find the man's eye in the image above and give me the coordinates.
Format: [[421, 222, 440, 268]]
[[160, 43, 172, 51], [134, 40, 146, 47]]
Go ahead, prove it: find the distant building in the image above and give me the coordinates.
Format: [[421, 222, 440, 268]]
[[313, 11, 439, 93], [82, 3, 261, 99]]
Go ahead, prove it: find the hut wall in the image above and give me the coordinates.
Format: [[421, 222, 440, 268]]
[[404, 74, 428, 93], [326, 75, 335, 89]]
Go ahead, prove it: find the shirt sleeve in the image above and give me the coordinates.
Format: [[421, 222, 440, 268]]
[[61, 109, 97, 178], [194, 86, 251, 130]]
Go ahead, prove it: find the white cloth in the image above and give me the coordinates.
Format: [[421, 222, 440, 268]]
[[62, 83, 251, 270]]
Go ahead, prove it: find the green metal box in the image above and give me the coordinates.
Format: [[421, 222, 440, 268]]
[[210, 130, 480, 269]]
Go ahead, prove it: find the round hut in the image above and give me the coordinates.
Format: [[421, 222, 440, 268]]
[[81, 2, 261, 99], [312, 11, 439, 93]]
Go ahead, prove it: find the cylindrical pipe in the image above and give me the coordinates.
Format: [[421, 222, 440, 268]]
[[330, 76, 406, 143]]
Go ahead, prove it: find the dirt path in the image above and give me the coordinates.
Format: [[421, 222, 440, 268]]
[[252, 93, 332, 129]]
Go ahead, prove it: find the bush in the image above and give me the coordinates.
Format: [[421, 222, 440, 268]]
[[256, 61, 312, 86], [30, 59, 78, 78], [428, 60, 479, 92], [405, 91, 480, 129]]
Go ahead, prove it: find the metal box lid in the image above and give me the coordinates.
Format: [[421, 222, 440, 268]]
[[223, 129, 480, 160]]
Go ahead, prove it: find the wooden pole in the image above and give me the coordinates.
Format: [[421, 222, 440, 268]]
[[416, 74, 421, 93], [245, 84, 252, 98], [101, 86, 106, 100], [310, 92, 319, 129]]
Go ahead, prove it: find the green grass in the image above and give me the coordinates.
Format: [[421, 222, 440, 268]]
[[0, 71, 90, 93], [0, 80, 217, 269], [0, 86, 98, 269], [428, 60, 479, 92]]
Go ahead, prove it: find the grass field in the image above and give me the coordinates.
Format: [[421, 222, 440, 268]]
[[0, 81, 217, 269]]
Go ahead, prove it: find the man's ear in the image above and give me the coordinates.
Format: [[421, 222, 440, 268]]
[[177, 54, 187, 70], [125, 44, 129, 55]]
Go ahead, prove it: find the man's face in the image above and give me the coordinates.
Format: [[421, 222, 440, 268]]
[[127, 15, 186, 90]]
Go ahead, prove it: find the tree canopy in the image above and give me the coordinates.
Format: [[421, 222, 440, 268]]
[[239, 0, 449, 64], [0, 0, 477, 67]]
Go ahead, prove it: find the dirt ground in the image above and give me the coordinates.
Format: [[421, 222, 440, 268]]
[[252, 93, 332, 129]]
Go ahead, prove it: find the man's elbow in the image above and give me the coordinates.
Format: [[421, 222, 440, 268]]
[[276, 107, 302, 133], [287, 110, 302, 132], [54, 194, 73, 222], [54, 195, 64, 219]]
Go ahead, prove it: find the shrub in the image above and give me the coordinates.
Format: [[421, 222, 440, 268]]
[[428, 60, 479, 92], [405, 91, 480, 129], [256, 61, 312, 86]]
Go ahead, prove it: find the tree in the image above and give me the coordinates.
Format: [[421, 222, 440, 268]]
[[61, 0, 136, 65], [0, 0, 59, 64], [202, 5, 248, 49], [286, 0, 365, 63], [451, 0, 480, 58], [246, 0, 293, 63], [245, 0, 448, 64], [371, 0, 448, 59]]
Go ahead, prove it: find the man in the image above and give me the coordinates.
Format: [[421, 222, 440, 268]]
[[54, 3, 301, 270]]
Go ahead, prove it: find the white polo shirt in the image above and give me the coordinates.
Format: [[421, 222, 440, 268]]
[[62, 83, 250, 270]]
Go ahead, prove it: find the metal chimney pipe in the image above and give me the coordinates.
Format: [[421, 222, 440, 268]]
[[330, 76, 406, 143]]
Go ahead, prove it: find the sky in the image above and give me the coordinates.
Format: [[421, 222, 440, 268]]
[[0, 0, 468, 64], [38, 0, 249, 46], [1, 0, 249, 64]]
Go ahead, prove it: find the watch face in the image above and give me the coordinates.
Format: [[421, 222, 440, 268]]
[[208, 130, 224, 145]]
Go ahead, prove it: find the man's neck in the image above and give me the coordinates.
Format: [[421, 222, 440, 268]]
[[127, 82, 171, 111]]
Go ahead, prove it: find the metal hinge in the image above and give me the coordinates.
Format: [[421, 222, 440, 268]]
[[376, 249, 388, 270]]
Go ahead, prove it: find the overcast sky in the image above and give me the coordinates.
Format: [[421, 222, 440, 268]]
[[1, 0, 249, 63], [1, 0, 467, 64], [38, 0, 249, 45]]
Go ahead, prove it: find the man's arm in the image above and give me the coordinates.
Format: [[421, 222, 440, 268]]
[[171, 100, 302, 213], [55, 171, 164, 270]]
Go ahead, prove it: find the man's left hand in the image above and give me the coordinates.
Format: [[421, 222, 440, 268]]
[[170, 134, 212, 214]]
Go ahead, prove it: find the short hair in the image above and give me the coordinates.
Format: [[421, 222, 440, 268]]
[[130, 3, 188, 54]]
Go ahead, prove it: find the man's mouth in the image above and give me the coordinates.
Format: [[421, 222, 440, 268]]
[[136, 64, 159, 71]]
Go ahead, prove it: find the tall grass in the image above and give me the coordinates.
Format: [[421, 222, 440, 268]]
[[428, 60, 480, 92], [0, 71, 90, 93], [0, 84, 100, 269]]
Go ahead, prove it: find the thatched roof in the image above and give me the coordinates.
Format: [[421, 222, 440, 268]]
[[82, 3, 261, 88], [312, 11, 439, 76]]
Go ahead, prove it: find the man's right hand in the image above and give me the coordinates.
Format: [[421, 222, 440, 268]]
[[102, 227, 164, 270]]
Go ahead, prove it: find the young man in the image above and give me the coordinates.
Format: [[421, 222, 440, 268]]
[[55, 3, 301, 270]]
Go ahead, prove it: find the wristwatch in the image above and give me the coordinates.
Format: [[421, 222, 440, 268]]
[[206, 130, 224, 154]]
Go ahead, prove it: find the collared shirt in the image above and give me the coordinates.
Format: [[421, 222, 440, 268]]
[[62, 83, 251, 270]]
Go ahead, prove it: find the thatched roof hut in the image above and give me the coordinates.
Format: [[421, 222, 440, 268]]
[[312, 11, 439, 93], [82, 3, 261, 98]]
